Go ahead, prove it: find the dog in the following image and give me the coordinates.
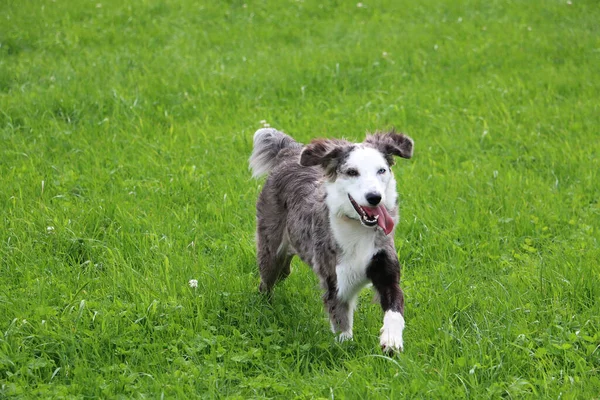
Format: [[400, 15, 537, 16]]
[[249, 128, 413, 352]]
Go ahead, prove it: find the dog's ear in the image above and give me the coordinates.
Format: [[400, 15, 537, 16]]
[[364, 130, 414, 164], [300, 139, 350, 168]]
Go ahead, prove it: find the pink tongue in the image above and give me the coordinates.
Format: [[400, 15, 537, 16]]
[[368, 205, 395, 235]]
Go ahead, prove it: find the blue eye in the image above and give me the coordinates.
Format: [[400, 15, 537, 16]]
[[377, 168, 387, 175]]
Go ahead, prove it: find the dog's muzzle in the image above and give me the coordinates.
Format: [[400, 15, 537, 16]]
[[348, 194, 395, 235]]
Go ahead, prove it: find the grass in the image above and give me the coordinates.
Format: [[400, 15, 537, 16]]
[[1, 0, 599, 397]]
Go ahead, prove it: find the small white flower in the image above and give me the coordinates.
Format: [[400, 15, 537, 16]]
[[46, 226, 55, 233], [382, 51, 388, 57], [260, 119, 266, 124], [357, 2, 364, 8], [188, 279, 198, 288]]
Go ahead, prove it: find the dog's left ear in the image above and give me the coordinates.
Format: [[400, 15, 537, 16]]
[[364, 131, 414, 163]]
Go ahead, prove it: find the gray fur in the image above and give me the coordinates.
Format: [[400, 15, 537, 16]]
[[253, 143, 333, 290], [249, 128, 303, 178]]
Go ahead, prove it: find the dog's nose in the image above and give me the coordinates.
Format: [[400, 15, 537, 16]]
[[365, 192, 382, 206]]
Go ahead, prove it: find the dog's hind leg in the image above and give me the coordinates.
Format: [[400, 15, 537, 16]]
[[256, 216, 293, 293], [259, 250, 292, 293]]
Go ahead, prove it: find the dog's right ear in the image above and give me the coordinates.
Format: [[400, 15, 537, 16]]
[[299, 139, 349, 168]]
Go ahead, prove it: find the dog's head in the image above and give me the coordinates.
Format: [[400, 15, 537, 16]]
[[300, 130, 413, 235]]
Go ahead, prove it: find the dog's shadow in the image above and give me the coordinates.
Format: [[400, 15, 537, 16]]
[[217, 276, 364, 367]]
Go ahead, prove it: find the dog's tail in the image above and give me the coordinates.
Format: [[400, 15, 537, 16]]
[[249, 128, 302, 178]]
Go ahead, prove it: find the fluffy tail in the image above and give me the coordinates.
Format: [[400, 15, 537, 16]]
[[249, 128, 302, 178]]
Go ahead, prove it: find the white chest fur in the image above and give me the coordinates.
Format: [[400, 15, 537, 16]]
[[330, 215, 380, 302]]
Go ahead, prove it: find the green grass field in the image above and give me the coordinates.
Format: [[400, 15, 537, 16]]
[[1, 0, 599, 397]]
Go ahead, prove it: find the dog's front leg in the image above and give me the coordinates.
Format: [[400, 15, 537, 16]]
[[367, 250, 405, 352], [322, 276, 354, 342]]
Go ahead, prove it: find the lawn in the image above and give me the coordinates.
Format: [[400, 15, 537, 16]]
[[1, 0, 599, 397]]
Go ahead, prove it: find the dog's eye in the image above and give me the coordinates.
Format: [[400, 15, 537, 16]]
[[346, 169, 359, 177], [377, 168, 387, 175]]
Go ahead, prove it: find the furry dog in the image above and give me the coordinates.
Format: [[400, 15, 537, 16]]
[[249, 128, 413, 352]]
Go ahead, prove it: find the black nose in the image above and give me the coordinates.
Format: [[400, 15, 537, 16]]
[[365, 192, 382, 206]]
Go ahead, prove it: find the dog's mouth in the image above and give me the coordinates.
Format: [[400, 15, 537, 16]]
[[348, 195, 395, 235]]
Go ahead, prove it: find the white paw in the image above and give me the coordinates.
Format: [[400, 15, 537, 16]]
[[379, 311, 405, 352], [336, 331, 353, 343]]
